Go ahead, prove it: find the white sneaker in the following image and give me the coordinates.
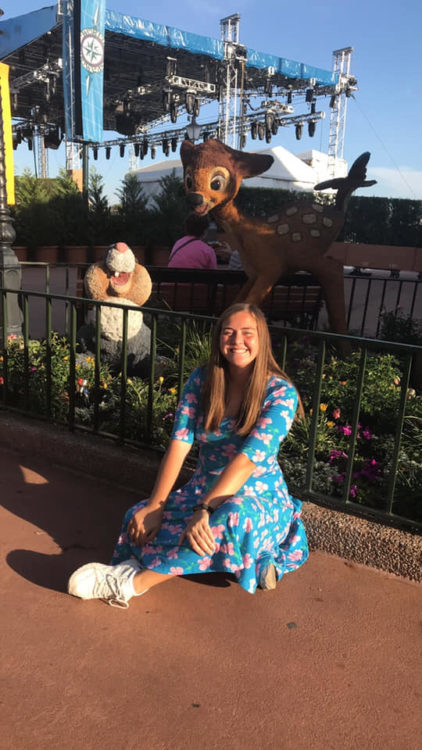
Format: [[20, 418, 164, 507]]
[[258, 563, 277, 591], [68, 559, 141, 608]]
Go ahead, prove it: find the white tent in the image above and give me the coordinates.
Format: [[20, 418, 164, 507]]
[[130, 146, 347, 203]]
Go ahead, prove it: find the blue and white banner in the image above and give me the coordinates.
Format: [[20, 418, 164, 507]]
[[62, 0, 105, 142]]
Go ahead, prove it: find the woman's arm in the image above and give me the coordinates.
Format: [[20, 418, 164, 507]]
[[148, 438, 193, 509], [179, 452, 256, 556], [128, 439, 192, 547], [202, 453, 255, 511]]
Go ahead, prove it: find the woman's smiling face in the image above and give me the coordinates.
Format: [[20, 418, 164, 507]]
[[219, 311, 259, 370]]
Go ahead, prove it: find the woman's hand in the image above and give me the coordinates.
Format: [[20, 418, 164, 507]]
[[128, 504, 164, 547], [179, 510, 216, 556]]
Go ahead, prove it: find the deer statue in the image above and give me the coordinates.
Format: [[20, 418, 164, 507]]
[[180, 139, 376, 336]]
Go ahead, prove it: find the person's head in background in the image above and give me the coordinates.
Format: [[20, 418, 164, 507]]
[[184, 213, 210, 239]]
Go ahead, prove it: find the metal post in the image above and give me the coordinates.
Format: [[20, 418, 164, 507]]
[[0, 70, 22, 339], [82, 141, 89, 208]]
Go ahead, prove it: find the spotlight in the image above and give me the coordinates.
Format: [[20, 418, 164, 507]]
[[16, 128, 22, 144], [134, 143, 140, 157], [258, 122, 265, 140], [240, 132, 247, 148], [308, 120, 316, 137], [170, 101, 177, 124], [265, 129, 272, 144], [265, 111, 274, 130], [251, 121, 258, 139], [162, 138, 169, 156], [44, 126, 62, 149], [203, 132, 209, 142], [150, 145, 156, 159], [93, 146, 98, 160], [305, 88, 314, 103], [105, 146, 111, 159], [330, 94, 337, 108], [28, 138, 33, 151], [295, 122, 303, 140], [311, 101, 316, 114], [271, 119, 279, 136], [119, 143, 125, 157], [171, 137, 178, 151], [345, 87, 352, 98], [142, 138, 148, 156], [287, 90, 293, 104]]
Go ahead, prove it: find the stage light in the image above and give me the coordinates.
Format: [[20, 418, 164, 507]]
[[330, 94, 337, 108], [119, 144, 125, 157], [295, 122, 303, 140], [28, 138, 33, 151], [251, 121, 258, 139], [271, 119, 279, 135], [265, 111, 274, 130], [186, 115, 201, 142], [287, 90, 293, 104], [265, 129, 272, 143], [258, 122, 265, 140], [93, 146, 98, 160], [311, 101, 316, 114], [346, 87, 352, 98], [171, 137, 178, 151], [240, 132, 247, 148], [305, 88, 314, 103], [44, 126, 62, 149], [151, 145, 156, 159], [134, 143, 140, 157], [142, 138, 148, 156], [170, 102, 177, 124], [162, 138, 169, 156], [105, 146, 111, 159], [308, 121, 316, 137], [16, 128, 22, 144]]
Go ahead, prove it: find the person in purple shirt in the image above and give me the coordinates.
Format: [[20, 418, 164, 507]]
[[168, 214, 217, 269]]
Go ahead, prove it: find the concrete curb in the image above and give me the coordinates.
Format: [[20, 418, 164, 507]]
[[1, 411, 421, 582]]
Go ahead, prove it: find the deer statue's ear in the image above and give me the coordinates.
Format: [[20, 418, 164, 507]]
[[231, 148, 274, 179], [180, 139, 195, 167]]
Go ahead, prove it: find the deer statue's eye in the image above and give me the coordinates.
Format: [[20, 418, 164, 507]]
[[185, 175, 193, 189], [210, 177, 223, 191]]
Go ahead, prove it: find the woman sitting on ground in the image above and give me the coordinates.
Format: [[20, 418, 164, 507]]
[[68, 303, 309, 607]]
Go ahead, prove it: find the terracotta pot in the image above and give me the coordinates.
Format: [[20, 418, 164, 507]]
[[62, 245, 90, 264], [35, 245, 59, 263]]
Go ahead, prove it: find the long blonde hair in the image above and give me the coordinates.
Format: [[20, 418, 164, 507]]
[[202, 303, 293, 435]]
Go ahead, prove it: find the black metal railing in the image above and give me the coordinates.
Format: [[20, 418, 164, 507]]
[[19, 261, 422, 340], [1, 284, 421, 533]]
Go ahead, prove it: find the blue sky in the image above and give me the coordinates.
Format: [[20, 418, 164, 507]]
[[5, 0, 422, 203]]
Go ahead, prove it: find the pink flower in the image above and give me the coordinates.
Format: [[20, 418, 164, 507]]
[[362, 427, 372, 440], [255, 432, 272, 445], [242, 553, 253, 569], [181, 406, 196, 417], [221, 443, 237, 459], [184, 393, 198, 403], [228, 512, 239, 527], [350, 484, 358, 498], [243, 517, 253, 533], [167, 548, 179, 559], [174, 427, 190, 440], [199, 557, 212, 570], [342, 425, 352, 436], [211, 523, 226, 540], [255, 481, 268, 493], [332, 408, 341, 420], [149, 556, 163, 568], [169, 566, 184, 575], [288, 549, 304, 562], [220, 542, 235, 555], [252, 449, 266, 463]]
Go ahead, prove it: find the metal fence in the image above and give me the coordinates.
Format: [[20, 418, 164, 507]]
[[18, 262, 422, 341], [1, 284, 421, 533]]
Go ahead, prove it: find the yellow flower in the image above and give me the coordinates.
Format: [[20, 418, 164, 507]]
[[309, 408, 313, 416], [169, 387, 177, 395], [85, 356, 94, 364], [63, 356, 69, 361], [102, 382, 108, 389], [319, 403, 328, 412], [327, 421, 335, 428], [158, 376, 164, 384], [127, 378, 133, 385]]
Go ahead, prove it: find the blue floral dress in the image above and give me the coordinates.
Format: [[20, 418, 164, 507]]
[[111, 367, 308, 594]]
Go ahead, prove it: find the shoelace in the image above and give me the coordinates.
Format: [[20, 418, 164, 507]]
[[94, 572, 130, 608]]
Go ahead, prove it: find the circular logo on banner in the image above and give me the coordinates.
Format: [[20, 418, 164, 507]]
[[80, 27, 105, 73]]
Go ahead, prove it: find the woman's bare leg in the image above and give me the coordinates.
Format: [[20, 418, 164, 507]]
[[133, 569, 175, 594]]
